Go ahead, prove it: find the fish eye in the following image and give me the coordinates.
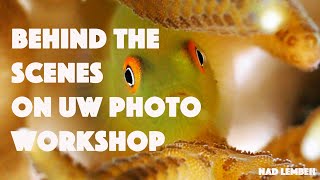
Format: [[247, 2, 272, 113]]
[[124, 66, 134, 87], [187, 41, 205, 73], [123, 56, 141, 93], [196, 49, 205, 66]]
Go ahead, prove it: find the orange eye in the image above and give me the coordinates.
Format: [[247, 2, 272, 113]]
[[123, 56, 142, 93], [187, 41, 205, 73]]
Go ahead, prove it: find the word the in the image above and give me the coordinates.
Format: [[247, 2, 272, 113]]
[[113, 28, 159, 49], [11, 129, 165, 152], [12, 28, 107, 49], [109, 96, 201, 118], [11, 62, 103, 83]]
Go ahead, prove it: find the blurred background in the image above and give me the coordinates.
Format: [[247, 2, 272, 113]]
[[0, 0, 319, 179]]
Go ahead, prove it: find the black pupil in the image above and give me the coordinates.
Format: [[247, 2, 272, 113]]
[[125, 66, 133, 86], [196, 49, 204, 66]]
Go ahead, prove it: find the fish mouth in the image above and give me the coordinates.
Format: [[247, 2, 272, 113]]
[[168, 91, 189, 98], [162, 91, 193, 101]]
